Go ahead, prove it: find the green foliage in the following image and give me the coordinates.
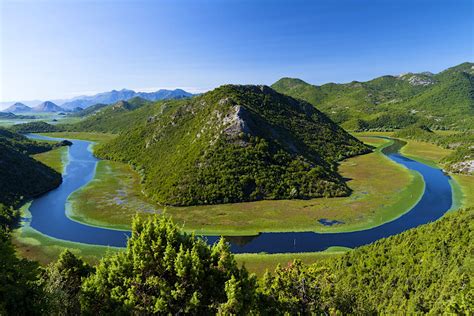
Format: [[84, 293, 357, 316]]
[[328, 207, 473, 314], [0, 128, 62, 207], [95, 85, 369, 206], [0, 231, 49, 315], [80, 215, 257, 314], [9, 121, 61, 133], [41, 250, 93, 315], [258, 260, 353, 314], [4, 208, 472, 314], [0, 203, 18, 229], [68, 103, 108, 117], [272, 62, 474, 130], [63, 97, 152, 133]]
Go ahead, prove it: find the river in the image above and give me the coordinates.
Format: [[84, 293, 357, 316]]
[[25, 134, 453, 253]]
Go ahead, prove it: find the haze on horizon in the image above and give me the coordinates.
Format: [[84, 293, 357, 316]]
[[0, 0, 472, 104]]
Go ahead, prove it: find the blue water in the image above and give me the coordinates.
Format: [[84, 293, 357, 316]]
[[26, 135, 453, 253]]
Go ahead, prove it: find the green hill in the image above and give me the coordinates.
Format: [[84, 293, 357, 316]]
[[63, 97, 152, 133], [0, 128, 62, 208], [261, 207, 473, 314], [95, 85, 370, 206], [272, 62, 474, 130], [9, 121, 61, 133]]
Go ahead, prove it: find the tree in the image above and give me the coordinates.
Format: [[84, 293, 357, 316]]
[[0, 230, 48, 315], [80, 215, 257, 314], [41, 250, 93, 315], [258, 259, 353, 314]]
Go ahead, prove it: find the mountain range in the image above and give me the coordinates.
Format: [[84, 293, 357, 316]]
[[272, 62, 474, 130], [1, 88, 194, 112], [60, 88, 193, 110]]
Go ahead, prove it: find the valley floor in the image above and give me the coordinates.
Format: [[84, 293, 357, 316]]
[[45, 133, 424, 235], [11, 131, 473, 274]]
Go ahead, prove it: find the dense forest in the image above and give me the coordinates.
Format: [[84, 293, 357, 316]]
[[93, 85, 370, 206], [0, 128, 64, 209], [1, 207, 471, 314], [9, 121, 62, 133], [272, 62, 474, 130]]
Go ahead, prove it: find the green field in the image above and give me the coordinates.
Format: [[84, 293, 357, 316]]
[[0, 112, 82, 128], [400, 139, 453, 167], [32, 146, 68, 173], [67, 160, 158, 229], [235, 247, 349, 276], [64, 136, 424, 235], [40, 131, 117, 144]]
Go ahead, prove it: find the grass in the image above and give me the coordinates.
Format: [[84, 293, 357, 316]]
[[67, 160, 158, 230], [66, 136, 424, 235], [399, 140, 452, 167], [12, 203, 120, 265], [39, 131, 117, 144], [32, 146, 68, 173], [451, 174, 474, 209], [387, 133, 474, 210], [235, 247, 349, 276]]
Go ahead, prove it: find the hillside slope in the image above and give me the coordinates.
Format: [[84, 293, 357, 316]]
[[65, 97, 153, 133], [0, 129, 63, 207], [329, 207, 473, 313], [32, 101, 65, 112], [96, 85, 370, 206], [3, 102, 32, 113], [272, 62, 474, 130]]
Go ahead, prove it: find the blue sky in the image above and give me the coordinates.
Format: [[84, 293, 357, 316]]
[[0, 0, 472, 103]]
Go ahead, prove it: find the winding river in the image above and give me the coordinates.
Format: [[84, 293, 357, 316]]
[[25, 134, 453, 253]]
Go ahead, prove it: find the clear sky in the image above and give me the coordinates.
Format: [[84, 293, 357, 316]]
[[0, 0, 472, 103]]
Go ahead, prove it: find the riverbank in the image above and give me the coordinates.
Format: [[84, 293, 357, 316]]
[[45, 133, 426, 236], [13, 131, 467, 274]]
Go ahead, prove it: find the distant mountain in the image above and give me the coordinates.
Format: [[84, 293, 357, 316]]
[[95, 85, 370, 206], [60, 88, 193, 110], [272, 62, 474, 130], [32, 101, 65, 112], [0, 112, 18, 119], [4, 102, 32, 113]]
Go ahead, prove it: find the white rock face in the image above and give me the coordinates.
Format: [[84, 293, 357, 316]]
[[450, 160, 474, 174], [399, 74, 435, 86]]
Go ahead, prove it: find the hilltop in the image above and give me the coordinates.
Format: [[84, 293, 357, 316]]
[[95, 85, 370, 206], [3, 102, 32, 113], [272, 62, 474, 130], [32, 101, 65, 112], [64, 97, 153, 133]]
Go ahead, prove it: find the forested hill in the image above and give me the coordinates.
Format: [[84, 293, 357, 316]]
[[64, 97, 154, 133], [272, 62, 474, 130], [0, 128, 63, 208], [95, 85, 370, 206]]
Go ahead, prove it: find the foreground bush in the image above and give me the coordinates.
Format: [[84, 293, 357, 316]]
[[80, 216, 257, 314]]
